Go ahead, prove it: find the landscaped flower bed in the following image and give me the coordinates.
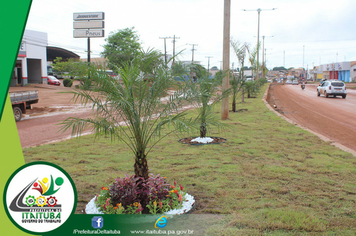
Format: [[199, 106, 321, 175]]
[[85, 174, 194, 215]]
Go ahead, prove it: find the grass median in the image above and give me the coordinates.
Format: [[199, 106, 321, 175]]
[[23, 84, 356, 235]]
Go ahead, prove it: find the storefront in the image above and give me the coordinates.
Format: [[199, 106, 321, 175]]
[[11, 30, 48, 86], [320, 62, 352, 82]]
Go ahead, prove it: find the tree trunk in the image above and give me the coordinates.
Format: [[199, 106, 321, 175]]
[[200, 123, 206, 138], [232, 93, 236, 112], [241, 87, 245, 103], [134, 154, 149, 180]]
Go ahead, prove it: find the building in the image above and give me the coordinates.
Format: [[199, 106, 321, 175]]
[[12, 30, 48, 86], [318, 61, 356, 82]]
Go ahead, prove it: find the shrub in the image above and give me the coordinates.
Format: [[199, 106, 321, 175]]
[[96, 174, 186, 214], [63, 78, 73, 87]]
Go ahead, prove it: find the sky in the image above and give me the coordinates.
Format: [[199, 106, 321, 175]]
[[24, 0, 356, 70]]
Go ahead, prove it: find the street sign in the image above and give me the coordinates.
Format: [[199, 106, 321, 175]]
[[73, 12, 104, 21], [73, 29, 104, 38], [74, 20, 104, 29]]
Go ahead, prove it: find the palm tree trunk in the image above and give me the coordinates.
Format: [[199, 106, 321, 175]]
[[241, 87, 245, 103], [134, 153, 149, 180], [200, 123, 206, 138], [232, 92, 236, 112]]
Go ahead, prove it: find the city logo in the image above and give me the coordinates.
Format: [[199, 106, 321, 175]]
[[4, 162, 77, 234], [154, 216, 168, 228], [92, 216, 104, 229]]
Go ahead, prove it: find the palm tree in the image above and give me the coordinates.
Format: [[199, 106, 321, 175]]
[[183, 65, 230, 138], [61, 49, 191, 180], [231, 40, 248, 111], [247, 43, 259, 81]]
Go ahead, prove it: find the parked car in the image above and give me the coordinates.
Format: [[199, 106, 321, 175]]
[[47, 75, 61, 86], [317, 80, 346, 98], [286, 80, 292, 84], [292, 80, 298, 85]]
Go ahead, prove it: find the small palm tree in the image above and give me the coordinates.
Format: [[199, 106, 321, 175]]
[[61, 49, 191, 180], [183, 65, 230, 138], [246, 43, 259, 80], [231, 40, 248, 111]]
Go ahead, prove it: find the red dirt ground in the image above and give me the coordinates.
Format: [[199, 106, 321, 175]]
[[266, 83, 356, 156]]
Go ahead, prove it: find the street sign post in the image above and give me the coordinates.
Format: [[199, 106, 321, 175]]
[[73, 12, 105, 63]]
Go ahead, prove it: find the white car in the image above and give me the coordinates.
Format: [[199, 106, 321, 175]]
[[317, 80, 346, 98], [292, 80, 298, 85]]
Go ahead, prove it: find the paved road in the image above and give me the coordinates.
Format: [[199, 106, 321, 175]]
[[267, 83, 356, 154]]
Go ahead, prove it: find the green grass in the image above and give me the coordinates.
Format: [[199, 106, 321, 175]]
[[23, 84, 356, 235]]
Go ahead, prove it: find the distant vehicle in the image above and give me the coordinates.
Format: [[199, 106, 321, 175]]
[[286, 80, 292, 84], [292, 80, 298, 85], [317, 80, 346, 98], [47, 65, 54, 76], [10, 91, 39, 122], [104, 70, 118, 78], [47, 75, 61, 86]]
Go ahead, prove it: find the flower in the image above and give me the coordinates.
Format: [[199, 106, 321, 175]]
[[105, 198, 110, 206], [133, 202, 139, 207], [180, 184, 184, 191], [178, 194, 183, 203], [136, 203, 143, 213], [153, 201, 157, 207], [174, 181, 177, 186], [95, 194, 99, 202], [101, 186, 108, 191], [104, 198, 110, 210], [114, 203, 122, 210], [171, 185, 176, 189], [159, 199, 162, 208]]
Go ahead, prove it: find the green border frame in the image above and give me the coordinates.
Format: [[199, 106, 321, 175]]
[[0, 0, 32, 122], [3, 161, 78, 235]]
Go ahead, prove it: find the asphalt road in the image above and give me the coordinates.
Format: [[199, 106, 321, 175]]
[[267, 83, 356, 154]]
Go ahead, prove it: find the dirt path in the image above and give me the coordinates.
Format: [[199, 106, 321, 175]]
[[10, 82, 95, 148], [266, 83, 356, 155]]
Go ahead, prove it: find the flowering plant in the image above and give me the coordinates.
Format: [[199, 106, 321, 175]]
[[95, 174, 186, 214]]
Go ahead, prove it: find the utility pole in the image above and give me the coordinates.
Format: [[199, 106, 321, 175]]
[[261, 35, 273, 78], [187, 43, 198, 80], [222, 0, 230, 120], [303, 45, 305, 79], [206, 56, 213, 75], [167, 35, 180, 65], [159, 37, 169, 64], [265, 48, 267, 67], [243, 8, 277, 81]]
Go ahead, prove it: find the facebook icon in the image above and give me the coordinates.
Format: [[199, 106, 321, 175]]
[[92, 216, 104, 229]]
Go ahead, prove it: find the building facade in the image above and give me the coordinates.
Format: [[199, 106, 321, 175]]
[[11, 30, 48, 87], [318, 61, 355, 82]]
